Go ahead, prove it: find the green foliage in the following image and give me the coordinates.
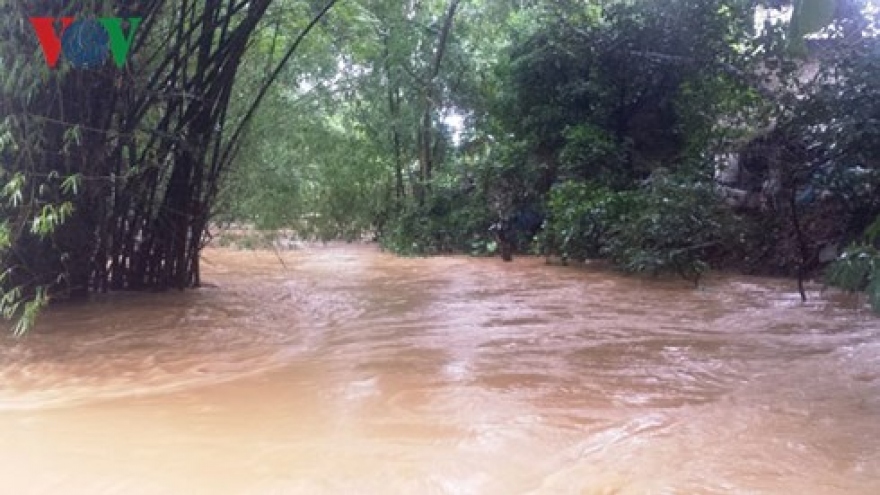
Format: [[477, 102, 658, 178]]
[[222, 99, 391, 240], [381, 186, 495, 256], [222, 0, 465, 240], [826, 244, 880, 311], [0, 222, 10, 252], [827, 215, 880, 312], [2, 287, 49, 338], [782, 28, 880, 247], [808, 37, 880, 172], [559, 125, 626, 185], [30, 203, 75, 239], [537, 181, 632, 261], [1, 110, 83, 333], [1, 0, 340, 333], [604, 174, 741, 282], [0, 149, 49, 333], [498, 0, 757, 189], [538, 172, 742, 283], [826, 244, 878, 291]]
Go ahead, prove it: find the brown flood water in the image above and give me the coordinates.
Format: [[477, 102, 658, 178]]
[[1, 245, 879, 494]]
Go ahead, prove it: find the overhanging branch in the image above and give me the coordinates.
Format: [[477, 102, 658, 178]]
[[221, 0, 341, 169]]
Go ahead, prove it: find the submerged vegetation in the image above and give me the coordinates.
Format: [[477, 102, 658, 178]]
[[2, 0, 880, 332]]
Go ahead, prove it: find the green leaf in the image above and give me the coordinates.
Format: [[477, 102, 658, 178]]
[[61, 174, 82, 196]]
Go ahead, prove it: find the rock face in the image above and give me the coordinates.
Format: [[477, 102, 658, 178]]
[[712, 131, 795, 212], [714, 152, 764, 210]]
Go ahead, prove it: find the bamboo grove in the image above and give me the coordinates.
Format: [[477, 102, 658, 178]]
[[0, 0, 336, 332]]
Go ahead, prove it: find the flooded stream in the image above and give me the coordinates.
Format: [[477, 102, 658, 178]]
[[1, 245, 879, 494]]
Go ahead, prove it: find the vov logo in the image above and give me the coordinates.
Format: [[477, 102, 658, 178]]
[[29, 16, 142, 69]]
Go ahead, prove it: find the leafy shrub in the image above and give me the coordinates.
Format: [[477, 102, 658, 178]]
[[559, 124, 627, 185], [826, 216, 880, 312], [380, 188, 495, 256], [604, 174, 742, 283], [536, 181, 635, 261], [540, 173, 743, 283]]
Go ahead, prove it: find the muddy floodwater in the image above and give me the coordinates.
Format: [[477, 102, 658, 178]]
[[1, 246, 879, 494]]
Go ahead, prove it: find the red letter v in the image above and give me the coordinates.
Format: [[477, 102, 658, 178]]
[[29, 17, 75, 68]]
